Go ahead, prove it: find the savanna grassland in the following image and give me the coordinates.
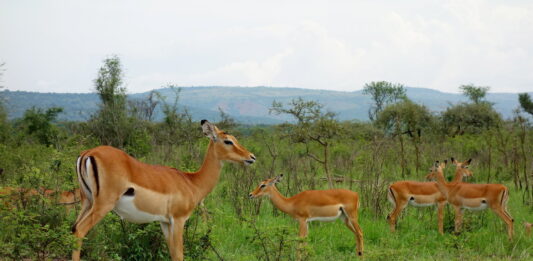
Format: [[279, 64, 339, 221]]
[[0, 120, 532, 260], [0, 59, 532, 260]]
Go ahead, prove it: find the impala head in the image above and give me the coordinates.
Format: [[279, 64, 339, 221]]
[[248, 174, 283, 198], [201, 120, 256, 165], [451, 157, 473, 178], [425, 160, 447, 181]]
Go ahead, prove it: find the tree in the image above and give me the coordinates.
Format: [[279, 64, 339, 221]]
[[270, 97, 343, 188], [518, 93, 533, 116], [441, 102, 501, 135], [460, 84, 489, 104], [128, 90, 159, 121], [362, 81, 407, 121], [90, 56, 132, 148], [21, 107, 64, 146], [0, 62, 6, 127], [376, 100, 434, 176]]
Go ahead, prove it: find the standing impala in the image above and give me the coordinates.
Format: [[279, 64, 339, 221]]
[[387, 159, 473, 234], [71, 120, 255, 261], [433, 159, 514, 240], [249, 174, 364, 256]]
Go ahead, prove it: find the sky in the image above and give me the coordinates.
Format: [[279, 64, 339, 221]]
[[1, 0, 532, 94]]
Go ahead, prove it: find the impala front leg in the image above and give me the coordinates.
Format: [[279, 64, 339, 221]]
[[169, 217, 186, 261], [437, 202, 445, 234], [453, 206, 463, 234], [298, 218, 308, 237]]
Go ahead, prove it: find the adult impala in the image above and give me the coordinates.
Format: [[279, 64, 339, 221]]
[[433, 159, 514, 240], [387, 159, 473, 234], [249, 174, 364, 256], [71, 120, 255, 261]]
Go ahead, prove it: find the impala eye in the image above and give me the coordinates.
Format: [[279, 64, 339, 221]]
[[260, 184, 266, 189], [224, 140, 234, 145]]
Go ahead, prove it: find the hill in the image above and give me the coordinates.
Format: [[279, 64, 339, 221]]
[[1, 86, 529, 123]]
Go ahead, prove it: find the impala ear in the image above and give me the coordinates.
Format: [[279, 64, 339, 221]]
[[450, 157, 457, 165], [201, 120, 219, 141], [269, 174, 283, 185], [465, 158, 472, 165]]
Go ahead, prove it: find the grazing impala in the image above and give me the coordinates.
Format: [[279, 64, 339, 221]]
[[433, 159, 514, 240], [387, 159, 473, 234], [71, 120, 255, 261], [249, 174, 364, 256], [0, 187, 80, 211]]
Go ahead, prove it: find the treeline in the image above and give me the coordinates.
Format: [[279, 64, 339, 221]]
[[0, 58, 532, 260]]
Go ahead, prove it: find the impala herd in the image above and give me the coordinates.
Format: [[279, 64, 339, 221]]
[[0, 120, 530, 260]]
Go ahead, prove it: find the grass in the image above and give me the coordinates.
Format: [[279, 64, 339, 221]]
[[195, 181, 533, 261]]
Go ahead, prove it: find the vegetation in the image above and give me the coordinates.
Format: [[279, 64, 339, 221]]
[[362, 81, 406, 121], [0, 60, 532, 260]]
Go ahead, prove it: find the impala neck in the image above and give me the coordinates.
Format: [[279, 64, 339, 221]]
[[451, 168, 464, 183], [435, 169, 449, 198], [268, 186, 293, 214], [188, 140, 223, 202]]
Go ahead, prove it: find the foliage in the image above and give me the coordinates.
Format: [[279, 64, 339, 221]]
[[0, 85, 532, 260], [270, 97, 344, 188], [362, 81, 407, 121], [441, 102, 502, 135], [518, 93, 533, 116], [375, 99, 434, 135], [88, 56, 152, 156], [19, 106, 64, 146], [460, 84, 490, 104]]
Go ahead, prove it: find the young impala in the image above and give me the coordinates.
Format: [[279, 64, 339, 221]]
[[71, 120, 255, 261], [433, 159, 514, 240], [387, 159, 473, 234], [249, 174, 364, 256]]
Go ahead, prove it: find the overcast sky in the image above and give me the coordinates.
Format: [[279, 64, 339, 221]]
[[1, 0, 532, 94]]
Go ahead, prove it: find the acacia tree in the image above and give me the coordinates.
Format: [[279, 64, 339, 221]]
[[460, 84, 490, 104], [362, 81, 407, 121], [376, 100, 433, 177], [442, 85, 500, 136], [270, 97, 343, 188]]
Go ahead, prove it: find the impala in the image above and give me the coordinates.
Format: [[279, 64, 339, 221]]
[[525, 222, 532, 237], [433, 159, 514, 239], [249, 174, 364, 256], [387, 159, 472, 234], [71, 120, 255, 261], [0, 187, 79, 210]]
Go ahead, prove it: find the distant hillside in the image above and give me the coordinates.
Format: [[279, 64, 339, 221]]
[[1, 86, 530, 124]]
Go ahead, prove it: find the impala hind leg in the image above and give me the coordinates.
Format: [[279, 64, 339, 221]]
[[492, 207, 514, 240], [387, 198, 407, 232], [71, 202, 115, 261], [342, 210, 364, 256]]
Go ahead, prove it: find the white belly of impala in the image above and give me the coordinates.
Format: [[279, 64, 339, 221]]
[[114, 195, 167, 224], [463, 203, 488, 211], [307, 210, 343, 222], [408, 200, 435, 207]]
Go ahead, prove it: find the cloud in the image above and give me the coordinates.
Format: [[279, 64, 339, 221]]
[[1, 0, 532, 93]]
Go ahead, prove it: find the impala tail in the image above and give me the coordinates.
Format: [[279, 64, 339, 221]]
[[76, 155, 100, 203], [501, 187, 513, 222]]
